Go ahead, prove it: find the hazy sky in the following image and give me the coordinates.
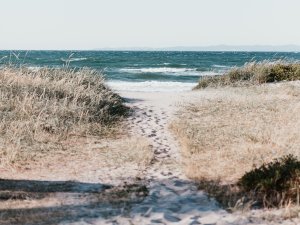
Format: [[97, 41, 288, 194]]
[[1, 0, 300, 50]]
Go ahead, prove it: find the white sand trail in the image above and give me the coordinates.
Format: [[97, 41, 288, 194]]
[[114, 91, 249, 225]]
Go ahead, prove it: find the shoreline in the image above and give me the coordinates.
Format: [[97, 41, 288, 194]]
[[107, 80, 197, 93]]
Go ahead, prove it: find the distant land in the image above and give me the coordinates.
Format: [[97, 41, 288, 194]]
[[94, 45, 300, 52]]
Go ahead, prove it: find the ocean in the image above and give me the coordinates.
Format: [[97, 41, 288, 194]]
[[0, 51, 300, 92]]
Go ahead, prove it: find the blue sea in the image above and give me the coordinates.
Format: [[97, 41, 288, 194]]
[[0, 51, 300, 92]]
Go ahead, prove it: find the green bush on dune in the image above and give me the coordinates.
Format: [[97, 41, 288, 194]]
[[239, 155, 300, 207], [194, 61, 300, 89]]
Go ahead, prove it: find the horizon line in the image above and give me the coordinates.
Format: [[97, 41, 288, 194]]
[[1, 45, 300, 52]]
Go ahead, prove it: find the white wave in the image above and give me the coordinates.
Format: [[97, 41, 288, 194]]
[[71, 57, 87, 62], [106, 81, 196, 92], [159, 63, 187, 66], [118, 67, 221, 76], [212, 64, 231, 68], [61, 57, 87, 62], [119, 67, 196, 73], [199, 71, 223, 76]]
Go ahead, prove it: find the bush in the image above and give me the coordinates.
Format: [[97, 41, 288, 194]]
[[194, 61, 300, 89], [238, 155, 300, 207]]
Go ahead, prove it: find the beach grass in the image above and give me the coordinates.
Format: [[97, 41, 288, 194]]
[[172, 81, 300, 209], [194, 60, 300, 89], [0, 66, 129, 166], [0, 66, 156, 223]]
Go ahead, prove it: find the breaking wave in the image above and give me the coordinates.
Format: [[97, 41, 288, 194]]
[[106, 81, 196, 92]]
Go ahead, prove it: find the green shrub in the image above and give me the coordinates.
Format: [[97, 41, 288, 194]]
[[194, 61, 300, 89], [238, 155, 300, 207]]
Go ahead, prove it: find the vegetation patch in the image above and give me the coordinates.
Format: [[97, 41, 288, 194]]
[[0, 67, 128, 166], [198, 155, 300, 211], [171, 83, 300, 211], [239, 155, 300, 208], [194, 60, 300, 89]]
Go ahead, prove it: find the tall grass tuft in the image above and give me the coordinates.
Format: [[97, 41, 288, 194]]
[[0, 67, 128, 165], [194, 60, 300, 89]]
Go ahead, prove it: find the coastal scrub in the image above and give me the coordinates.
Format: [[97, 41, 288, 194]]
[[194, 60, 300, 89]]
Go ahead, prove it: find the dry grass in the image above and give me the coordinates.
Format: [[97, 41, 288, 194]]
[[0, 66, 156, 224], [172, 82, 300, 208], [173, 82, 300, 182], [195, 60, 300, 89], [0, 67, 128, 167], [16, 135, 153, 181]]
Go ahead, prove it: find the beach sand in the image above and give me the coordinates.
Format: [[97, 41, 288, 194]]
[[112, 89, 300, 225], [1, 89, 299, 224], [117, 91, 240, 225]]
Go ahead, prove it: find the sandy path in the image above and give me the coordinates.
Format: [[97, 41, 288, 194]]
[[1, 90, 296, 224], [116, 91, 247, 225]]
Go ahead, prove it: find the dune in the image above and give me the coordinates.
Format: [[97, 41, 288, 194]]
[[1, 66, 300, 224]]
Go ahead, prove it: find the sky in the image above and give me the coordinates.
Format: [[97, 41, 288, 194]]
[[0, 0, 300, 50]]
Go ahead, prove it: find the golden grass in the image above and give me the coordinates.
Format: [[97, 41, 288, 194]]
[[0, 66, 155, 224], [195, 60, 300, 89], [172, 82, 300, 210], [21, 135, 153, 179], [0, 67, 128, 167], [172, 82, 300, 183]]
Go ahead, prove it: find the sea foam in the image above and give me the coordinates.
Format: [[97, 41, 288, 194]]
[[107, 81, 196, 92], [119, 67, 196, 73], [61, 58, 87, 62], [118, 67, 221, 76]]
